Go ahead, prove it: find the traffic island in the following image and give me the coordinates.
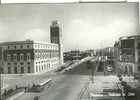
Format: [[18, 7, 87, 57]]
[[87, 76, 124, 100]]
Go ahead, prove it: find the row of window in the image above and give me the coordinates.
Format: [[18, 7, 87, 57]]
[[6, 44, 59, 50], [7, 44, 31, 50], [36, 64, 50, 72], [7, 53, 31, 61], [4, 66, 31, 74], [5, 52, 59, 61], [35, 52, 59, 59], [36, 61, 49, 64], [35, 62, 58, 72], [7, 62, 30, 65], [35, 59, 58, 65], [34, 44, 58, 50]]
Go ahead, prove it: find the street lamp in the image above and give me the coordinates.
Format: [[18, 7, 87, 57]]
[[86, 61, 93, 82]]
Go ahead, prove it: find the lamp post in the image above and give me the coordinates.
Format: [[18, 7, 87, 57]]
[[86, 60, 94, 83]]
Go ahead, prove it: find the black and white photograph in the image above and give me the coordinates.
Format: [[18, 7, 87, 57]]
[[0, 1, 140, 100]]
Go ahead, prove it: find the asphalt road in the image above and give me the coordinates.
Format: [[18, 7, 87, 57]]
[[14, 75, 89, 100], [1, 72, 56, 92], [13, 61, 93, 100]]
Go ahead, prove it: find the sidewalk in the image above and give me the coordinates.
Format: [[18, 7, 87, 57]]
[[121, 76, 140, 89], [83, 75, 140, 100], [87, 75, 123, 100]]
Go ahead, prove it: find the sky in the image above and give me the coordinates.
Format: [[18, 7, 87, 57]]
[[0, 3, 139, 51]]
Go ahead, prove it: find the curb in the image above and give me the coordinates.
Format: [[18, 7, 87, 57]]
[[6, 91, 24, 100]]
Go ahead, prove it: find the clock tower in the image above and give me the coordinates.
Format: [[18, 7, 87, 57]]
[[50, 20, 63, 64]]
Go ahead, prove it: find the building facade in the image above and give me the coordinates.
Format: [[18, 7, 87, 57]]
[[0, 40, 60, 74], [118, 35, 140, 74], [0, 20, 63, 74]]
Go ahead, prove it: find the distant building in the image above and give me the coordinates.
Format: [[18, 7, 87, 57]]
[[63, 49, 94, 62], [118, 35, 140, 74], [63, 50, 81, 62], [83, 49, 94, 57], [95, 47, 119, 63], [0, 21, 63, 74]]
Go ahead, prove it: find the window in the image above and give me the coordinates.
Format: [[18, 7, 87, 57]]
[[8, 67, 11, 74], [21, 67, 24, 73], [27, 53, 30, 60], [27, 45, 29, 48], [28, 66, 31, 73], [7, 54, 11, 61], [35, 44, 37, 48], [20, 54, 24, 61], [13, 54, 17, 61], [0, 67, 3, 74], [14, 67, 17, 74]]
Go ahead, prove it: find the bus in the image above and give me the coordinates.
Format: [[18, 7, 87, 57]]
[[31, 79, 52, 92], [37, 79, 52, 87]]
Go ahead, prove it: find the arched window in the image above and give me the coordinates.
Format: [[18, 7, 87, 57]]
[[20, 54, 24, 61], [27, 53, 31, 61], [21, 67, 24, 73]]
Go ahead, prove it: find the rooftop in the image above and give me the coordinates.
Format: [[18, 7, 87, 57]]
[[119, 35, 140, 40], [0, 39, 58, 46]]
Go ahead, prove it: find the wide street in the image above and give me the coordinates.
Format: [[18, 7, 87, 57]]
[[3, 59, 96, 100], [15, 74, 89, 100]]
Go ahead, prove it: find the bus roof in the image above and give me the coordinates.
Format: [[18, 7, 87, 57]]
[[38, 78, 52, 86]]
